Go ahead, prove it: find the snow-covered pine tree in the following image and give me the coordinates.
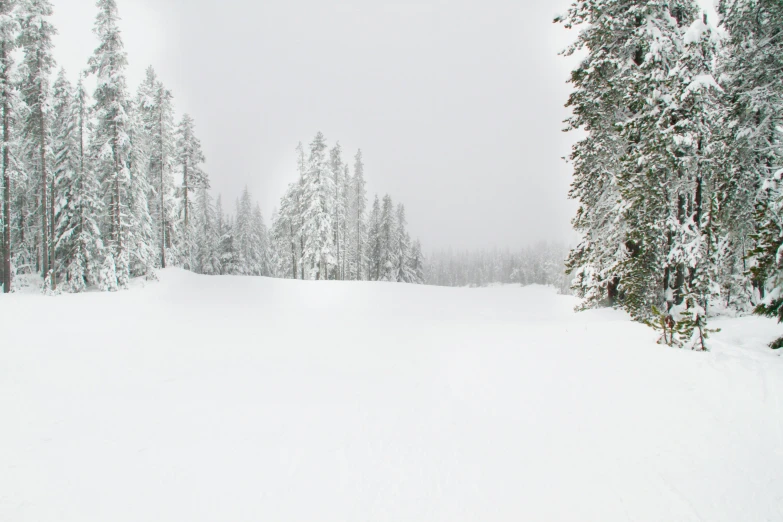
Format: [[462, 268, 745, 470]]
[[137, 66, 177, 269], [251, 203, 269, 276], [52, 70, 103, 292], [88, 0, 133, 289], [559, 0, 724, 331], [0, 0, 17, 293], [721, 0, 783, 347], [410, 239, 425, 284], [194, 185, 219, 275], [340, 164, 354, 280], [12, 87, 39, 276], [394, 203, 413, 283], [365, 194, 381, 280], [232, 187, 253, 274], [175, 113, 207, 270], [300, 132, 334, 280], [17, 0, 55, 288], [295, 141, 306, 280], [271, 183, 300, 279], [379, 194, 396, 282], [126, 93, 155, 280], [658, 11, 726, 345], [350, 149, 367, 280], [557, 0, 637, 308], [215, 194, 237, 274], [329, 141, 346, 279]]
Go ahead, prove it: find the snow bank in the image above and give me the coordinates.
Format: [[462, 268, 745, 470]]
[[1, 269, 782, 521]]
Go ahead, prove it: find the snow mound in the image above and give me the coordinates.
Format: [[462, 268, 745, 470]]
[[1, 268, 782, 521]]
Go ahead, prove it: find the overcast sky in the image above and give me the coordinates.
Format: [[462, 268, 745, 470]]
[[51, 0, 586, 251]]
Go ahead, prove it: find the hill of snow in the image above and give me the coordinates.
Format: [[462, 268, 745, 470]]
[[1, 268, 782, 521]]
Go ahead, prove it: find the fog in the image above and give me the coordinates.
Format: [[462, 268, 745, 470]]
[[52, 0, 583, 250]]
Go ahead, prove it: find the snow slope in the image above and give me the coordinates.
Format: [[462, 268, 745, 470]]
[[1, 268, 782, 521]]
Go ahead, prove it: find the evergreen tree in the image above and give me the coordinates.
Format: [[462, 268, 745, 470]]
[[126, 95, 155, 279], [329, 141, 345, 279], [366, 195, 381, 280], [557, 0, 636, 308], [17, 0, 55, 286], [251, 203, 269, 276], [52, 70, 103, 292], [379, 194, 396, 282], [721, 0, 783, 347], [272, 183, 301, 279], [175, 113, 207, 269], [194, 186, 219, 275], [137, 66, 177, 269], [300, 132, 334, 279], [88, 0, 133, 288], [394, 203, 413, 283], [350, 149, 367, 280], [0, 0, 18, 293], [410, 239, 425, 284]]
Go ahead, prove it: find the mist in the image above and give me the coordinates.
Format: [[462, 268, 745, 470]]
[[52, 0, 581, 251]]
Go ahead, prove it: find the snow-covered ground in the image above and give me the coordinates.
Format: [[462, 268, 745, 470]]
[[1, 268, 782, 521]]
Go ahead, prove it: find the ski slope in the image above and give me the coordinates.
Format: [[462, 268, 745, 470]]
[[1, 268, 782, 521]]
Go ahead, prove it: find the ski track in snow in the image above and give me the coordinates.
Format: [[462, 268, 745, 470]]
[[1, 268, 782, 522]]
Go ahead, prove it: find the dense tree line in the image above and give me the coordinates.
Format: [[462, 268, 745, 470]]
[[557, 0, 783, 348], [269, 133, 425, 283], [0, 0, 277, 293], [426, 243, 571, 293]]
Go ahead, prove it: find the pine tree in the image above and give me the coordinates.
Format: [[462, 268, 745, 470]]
[[350, 149, 367, 280], [557, 0, 637, 308], [215, 194, 237, 275], [379, 194, 396, 282], [329, 141, 345, 279], [137, 66, 177, 269], [394, 203, 413, 283], [52, 70, 103, 292], [300, 132, 334, 279], [126, 96, 155, 279], [0, 0, 18, 293], [366, 195, 381, 280], [88, 0, 133, 288], [410, 239, 425, 284], [194, 185, 219, 275], [251, 203, 269, 276], [175, 113, 207, 270], [272, 183, 301, 279], [295, 142, 305, 279], [17, 0, 55, 287], [721, 0, 783, 347]]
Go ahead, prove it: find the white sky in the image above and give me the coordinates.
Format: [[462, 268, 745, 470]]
[[48, 0, 606, 250]]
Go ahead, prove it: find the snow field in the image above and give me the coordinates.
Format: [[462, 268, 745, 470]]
[[1, 268, 782, 521]]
